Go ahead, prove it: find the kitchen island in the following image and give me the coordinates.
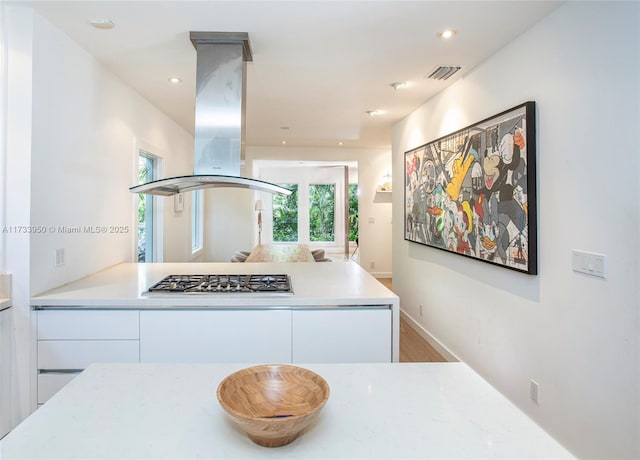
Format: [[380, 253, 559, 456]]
[[31, 261, 398, 406], [1, 362, 573, 459], [31, 261, 394, 308]]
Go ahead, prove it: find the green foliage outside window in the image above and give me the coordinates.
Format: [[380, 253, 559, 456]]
[[348, 184, 359, 242], [137, 157, 152, 262], [272, 184, 298, 242], [271, 182, 358, 243], [309, 184, 335, 241]]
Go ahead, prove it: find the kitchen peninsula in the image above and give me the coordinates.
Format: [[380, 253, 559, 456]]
[[2, 362, 573, 459], [31, 261, 398, 406]]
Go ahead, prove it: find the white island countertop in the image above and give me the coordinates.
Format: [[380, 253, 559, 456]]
[[30, 261, 397, 308], [0, 362, 573, 459], [0, 298, 10, 311]]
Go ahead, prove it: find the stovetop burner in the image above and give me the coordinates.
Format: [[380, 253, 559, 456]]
[[144, 274, 293, 295]]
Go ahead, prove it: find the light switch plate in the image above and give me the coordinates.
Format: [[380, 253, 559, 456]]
[[55, 248, 65, 268], [572, 250, 606, 278]]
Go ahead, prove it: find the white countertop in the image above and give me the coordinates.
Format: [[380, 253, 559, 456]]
[[30, 262, 397, 308], [0, 298, 10, 311], [0, 362, 573, 459]]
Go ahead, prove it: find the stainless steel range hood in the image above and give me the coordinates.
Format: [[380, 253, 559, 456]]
[[130, 32, 291, 197]]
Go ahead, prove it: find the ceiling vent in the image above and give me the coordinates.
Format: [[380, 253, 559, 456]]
[[427, 66, 461, 81]]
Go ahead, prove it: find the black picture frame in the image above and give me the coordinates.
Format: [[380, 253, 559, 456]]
[[404, 101, 537, 275]]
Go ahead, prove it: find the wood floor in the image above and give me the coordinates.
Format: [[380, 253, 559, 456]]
[[378, 278, 447, 363]]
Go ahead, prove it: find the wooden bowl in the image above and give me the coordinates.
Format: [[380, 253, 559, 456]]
[[217, 364, 330, 447]]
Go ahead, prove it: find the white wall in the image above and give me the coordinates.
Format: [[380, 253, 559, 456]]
[[246, 146, 393, 276], [203, 186, 255, 263], [392, 2, 639, 459], [3, 6, 34, 429], [29, 13, 193, 293], [3, 8, 194, 423]]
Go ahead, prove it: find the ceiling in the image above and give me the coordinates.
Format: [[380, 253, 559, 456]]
[[19, 1, 562, 149]]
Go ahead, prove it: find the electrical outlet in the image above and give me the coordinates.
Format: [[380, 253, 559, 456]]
[[530, 380, 540, 403], [369, 261, 375, 269], [55, 248, 65, 268], [419, 304, 423, 316]]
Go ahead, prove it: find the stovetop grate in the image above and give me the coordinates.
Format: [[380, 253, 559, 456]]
[[144, 274, 293, 295]]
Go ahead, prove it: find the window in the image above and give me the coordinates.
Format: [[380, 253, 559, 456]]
[[270, 182, 358, 245], [348, 184, 359, 242], [191, 190, 204, 256], [272, 184, 298, 242], [309, 184, 335, 242], [137, 151, 160, 262], [258, 163, 356, 248]]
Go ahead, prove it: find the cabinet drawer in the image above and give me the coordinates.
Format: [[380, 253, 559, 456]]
[[37, 373, 78, 404], [37, 310, 139, 340], [140, 310, 291, 363], [38, 340, 139, 370], [293, 309, 392, 363]]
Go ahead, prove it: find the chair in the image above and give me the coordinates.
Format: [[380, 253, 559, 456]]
[[315, 257, 332, 262], [311, 249, 325, 261], [231, 251, 249, 262]]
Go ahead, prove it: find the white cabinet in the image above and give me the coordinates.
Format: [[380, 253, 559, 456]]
[[36, 310, 140, 404], [140, 310, 292, 363], [38, 340, 139, 369], [37, 373, 77, 405], [292, 309, 392, 363], [34, 306, 393, 405], [0, 307, 11, 437], [37, 310, 139, 340]]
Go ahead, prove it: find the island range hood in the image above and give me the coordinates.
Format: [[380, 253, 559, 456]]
[[130, 32, 291, 197]]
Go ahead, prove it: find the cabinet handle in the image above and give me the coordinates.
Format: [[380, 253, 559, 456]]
[[38, 369, 83, 374]]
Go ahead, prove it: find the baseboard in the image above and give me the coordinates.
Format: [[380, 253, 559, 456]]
[[400, 310, 460, 362], [371, 272, 392, 278]]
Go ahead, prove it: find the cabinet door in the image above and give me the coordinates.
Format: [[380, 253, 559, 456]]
[[38, 340, 140, 370], [292, 309, 392, 363], [140, 310, 292, 363], [37, 373, 78, 404], [0, 308, 10, 436], [37, 310, 139, 340]]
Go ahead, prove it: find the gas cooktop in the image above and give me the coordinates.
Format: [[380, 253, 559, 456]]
[[143, 274, 293, 295]]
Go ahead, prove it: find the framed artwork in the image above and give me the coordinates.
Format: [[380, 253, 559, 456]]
[[404, 101, 537, 274]]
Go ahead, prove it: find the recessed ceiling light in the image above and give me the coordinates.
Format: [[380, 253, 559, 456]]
[[390, 82, 406, 90], [281, 141, 287, 145], [168, 77, 182, 84], [366, 110, 383, 116], [338, 142, 344, 146], [438, 29, 456, 39], [89, 19, 115, 29]]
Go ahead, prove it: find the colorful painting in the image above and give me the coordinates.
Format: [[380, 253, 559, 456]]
[[404, 102, 537, 274]]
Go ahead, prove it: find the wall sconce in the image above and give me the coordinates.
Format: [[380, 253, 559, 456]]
[[255, 199, 263, 245], [377, 172, 392, 192]]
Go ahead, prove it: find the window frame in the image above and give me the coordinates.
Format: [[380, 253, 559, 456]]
[[191, 189, 204, 259], [133, 139, 164, 264]]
